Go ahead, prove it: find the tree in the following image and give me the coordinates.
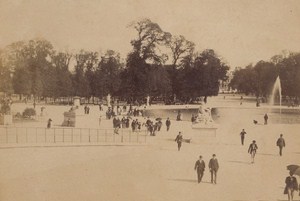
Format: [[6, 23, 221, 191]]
[[230, 65, 259, 95], [129, 18, 170, 64], [0, 50, 13, 94], [278, 52, 300, 98], [5, 39, 55, 100], [179, 49, 229, 100], [120, 51, 148, 99], [95, 50, 123, 97], [168, 35, 195, 67], [253, 61, 277, 98], [167, 35, 195, 97], [72, 50, 98, 97], [52, 52, 73, 97], [12, 67, 32, 96]]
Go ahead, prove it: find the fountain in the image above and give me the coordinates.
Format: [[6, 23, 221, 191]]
[[270, 76, 282, 122]]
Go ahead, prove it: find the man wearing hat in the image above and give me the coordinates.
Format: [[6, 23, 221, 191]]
[[194, 155, 205, 183], [209, 154, 219, 184], [175, 132, 183, 151], [284, 171, 298, 201], [276, 134, 286, 156], [248, 140, 258, 163], [240, 129, 247, 145]]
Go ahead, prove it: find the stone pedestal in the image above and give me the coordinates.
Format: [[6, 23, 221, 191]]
[[107, 94, 111, 107], [62, 111, 76, 127], [191, 124, 218, 138], [73, 97, 81, 107], [61, 108, 97, 128]]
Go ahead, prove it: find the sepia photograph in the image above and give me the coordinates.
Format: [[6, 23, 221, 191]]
[[0, 0, 300, 200]]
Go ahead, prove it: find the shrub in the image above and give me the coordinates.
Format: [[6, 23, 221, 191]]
[[22, 108, 36, 118], [0, 99, 11, 115], [0, 104, 10, 115]]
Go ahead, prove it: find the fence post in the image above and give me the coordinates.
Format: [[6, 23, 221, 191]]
[[63, 128, 65, 142], [6, 127, 8, 143], [89, 128, 91, 143], [80, 128, 82, 143], [36, 128, 38, 143], [26, 128, 28, 143], [71, 128, 73, 143], [113, 130, 115, 142], [121, 129, 123, 143], [15, 127, 18, 143], [137, 131, 139, 143], [54, 128, 56, 143], [45, 128, 47, 143]]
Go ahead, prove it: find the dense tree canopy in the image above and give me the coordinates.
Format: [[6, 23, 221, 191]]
[[230, 52, 300, 100], [0, 18, 234, 104]]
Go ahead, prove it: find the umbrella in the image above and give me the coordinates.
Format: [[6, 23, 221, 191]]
[[155, 118, 162, 121], [287, 165, 300, 176]]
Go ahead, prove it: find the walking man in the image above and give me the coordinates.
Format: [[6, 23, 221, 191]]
[[240, 129, 247, 145], [276, 134, 286, 156], [284, 171, 298, 201], [175, 132, 183, 151], [194, 155, 205, 183], [264, 113, 268, 125], [166, 117, 171, 131], [209, 154, 219, 184], [248, 140, 258, 163], [47, 118, 52, 128]]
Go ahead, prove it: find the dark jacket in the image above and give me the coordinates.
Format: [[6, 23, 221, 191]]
[[209, 158, 219, 171], [248, 143, 258, 154], [175, 134, 183, 143], [277, 137, 286, 147], [284, 176, 298, 194], [166, 119, 171, 127], [194, 160, 205, 172]]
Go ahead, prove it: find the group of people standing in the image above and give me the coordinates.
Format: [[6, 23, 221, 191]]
[[112, 116, 142, 134], [144, 117, 171, 136]]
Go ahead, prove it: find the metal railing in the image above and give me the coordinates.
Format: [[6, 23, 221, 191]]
[[0, 127, 147, 145]]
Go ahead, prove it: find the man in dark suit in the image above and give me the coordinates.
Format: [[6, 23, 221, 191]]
[[284, 171, 298, 201], [175, 132, 183, 151], [166, 118, 171, 131], [248, 140, 258, 163], [209, 154, 219, 184], [276, 134, 286, 156], [240, 129, 247, 145], [194, 155, 205, 183]]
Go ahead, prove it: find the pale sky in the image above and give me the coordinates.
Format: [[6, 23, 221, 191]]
[[0, 0, 300, 68]]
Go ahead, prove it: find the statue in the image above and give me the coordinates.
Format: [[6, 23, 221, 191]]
[[193, 104, 214, 125], [107, 94, 111, 107]]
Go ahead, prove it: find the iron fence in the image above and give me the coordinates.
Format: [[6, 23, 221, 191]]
[[0, 127, 147, 145]]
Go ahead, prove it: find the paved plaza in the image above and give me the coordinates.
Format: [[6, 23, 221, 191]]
[[0, 95, 300, 201]]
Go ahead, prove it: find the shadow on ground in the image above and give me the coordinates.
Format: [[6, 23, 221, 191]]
[[228, 160, 251, 165], [168, 178, 212, 184]]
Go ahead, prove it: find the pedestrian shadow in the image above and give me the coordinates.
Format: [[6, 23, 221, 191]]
[[228, 160, 251, 165], [277, 200, 300, 201], [168, 178, 212, 184], [256, 153, 277, 156]]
